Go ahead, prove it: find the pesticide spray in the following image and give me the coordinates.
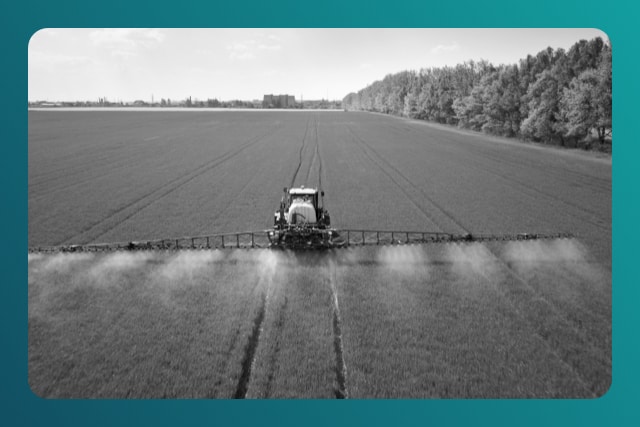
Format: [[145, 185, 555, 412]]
[[445, 243, 499, 281], [88, 251, 156, 283], [27, 237, 594, 294], [155, 250, 223, 282], [376, 245, 429, 277], [503, 238, 588, 270], [38, 252, 95, 274]]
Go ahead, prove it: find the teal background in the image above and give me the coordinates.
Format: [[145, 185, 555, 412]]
[[2, 0, 636, 425]]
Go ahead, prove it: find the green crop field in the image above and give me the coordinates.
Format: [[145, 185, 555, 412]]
[[28, 110, 611, 398]]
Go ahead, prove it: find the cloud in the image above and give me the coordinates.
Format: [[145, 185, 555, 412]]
[[431, 42, 460, 54], [195, 47, 212, 55], [29, 50, 92, 69], [258, 43, 282, 51], [229, 51, 256, 60], [89, 28, 165, 57], [226, 41, 256, 60], [226, 36, 282, 60], [111, 49, 139, 59]]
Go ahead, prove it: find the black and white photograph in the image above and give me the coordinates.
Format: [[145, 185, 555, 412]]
[[28, 28, 611, 399]]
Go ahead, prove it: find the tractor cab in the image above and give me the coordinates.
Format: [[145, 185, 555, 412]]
[[274, 186, 330, 229], [288, 187, 320, 210]]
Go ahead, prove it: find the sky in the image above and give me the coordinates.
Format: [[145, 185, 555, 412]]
[[28, 28, 608, 103]]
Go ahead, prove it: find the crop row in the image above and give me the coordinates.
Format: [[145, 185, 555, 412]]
[[28, 241, 610, 398]]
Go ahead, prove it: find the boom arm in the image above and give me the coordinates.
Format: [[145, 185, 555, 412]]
[[28, 229, 573, 253]]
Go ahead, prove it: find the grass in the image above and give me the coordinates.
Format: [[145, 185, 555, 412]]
[[28, 110, 611, 398], [248, 252, 338, 398], [335, 245, 609, 398], [29, 250, 266, 398], [28, 243, 611, 398]]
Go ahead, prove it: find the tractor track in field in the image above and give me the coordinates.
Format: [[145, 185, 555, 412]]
[[449, 150, 609, 232], [60, 125, 281, 246], [500, 256, 611, 344], [29, 145, 155, 202], [263, 295, 288, 398], [233, 262, 278, 399], [233, 291, 267, 399], [347, 125, 467, 234], [434, 134, 611, 231], [316, 122, 324, 190], [312, 115, 325, 191], [478, 148, 611, 195], [207, 158, 269, 233], [212, 324, 242, 397], [484, 249, 609, 397], [30, 122, 241, 203], [409, 127, 611, 231], [328, 260, 348, 399], [430, 128, 613, 195], [484, 167, 609, 231], [484, 163, 609, 231], [390, 115, 609, 229], [393, 117, 611, 194], [212, 275, 264, 398], [29, 119, 241, 197], [289, 118, 311, 189], [304, 117, 319, 187], [29, 139, 146, 185]]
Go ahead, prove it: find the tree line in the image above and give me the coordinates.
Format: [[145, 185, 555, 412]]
[[343, 38, 611, 148]]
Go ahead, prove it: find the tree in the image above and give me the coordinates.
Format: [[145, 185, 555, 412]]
[[479, 65, 522, 136], [341, 36, 610, 149], [560, 46, 611, 144], [343, 92, 360, 110], [566, 38, 605, 79], [403, 92, 418, 118], [521, 69, 563, 143], [207, 98, 221, 108], [453, 93, 483, 130]]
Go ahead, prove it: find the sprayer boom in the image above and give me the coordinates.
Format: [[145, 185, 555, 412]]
[[28, 230, 573, 253]]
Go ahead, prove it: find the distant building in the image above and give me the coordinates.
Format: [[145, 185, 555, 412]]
[[263, 94, 296, 108]]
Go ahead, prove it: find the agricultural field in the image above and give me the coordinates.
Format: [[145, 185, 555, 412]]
[[28, 110, 611, 398]]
